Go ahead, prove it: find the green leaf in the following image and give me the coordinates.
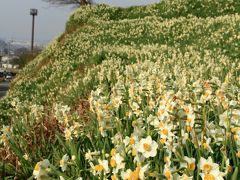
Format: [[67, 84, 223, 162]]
[[231, 167, 239, 180]]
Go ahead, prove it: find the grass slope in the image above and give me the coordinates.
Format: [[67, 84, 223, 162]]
[[0, 0, 240, 179]]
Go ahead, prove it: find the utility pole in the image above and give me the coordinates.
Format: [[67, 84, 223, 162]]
[[30, 9, 38, 52], [0, 53, 2, 68]]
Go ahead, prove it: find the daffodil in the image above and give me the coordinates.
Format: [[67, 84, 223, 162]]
[[64, 128, 72, 141], [33, 159, 50, 180], [120, 163, 147, 180], [156, 105, 168, 120], [178, 174, 193, 180], [110, 153, 125, 174], [157, 122, 174, 140], [177, 174, 193, 180], [219, 111, 229, 128], [60, 154, 69, 172], [199, 157, 224, 180], [130, 101, 139, 112], [200, 173, 224, 180], [147, 115, 159, 127], [200, 89, 212, 103], [139, 164, 149, 180], [180, 156, 196, 172], [111, 96, 122, 109], [23, 153, 29, 161], [121, 169, 134, 180], [85, 150, 100, 161], [163, 166, 172, 180], [92, 159, 109, 176], [202, 138, 213, 153], [138, 136, 158, 158]]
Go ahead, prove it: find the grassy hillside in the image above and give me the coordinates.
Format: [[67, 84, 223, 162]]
[[0, 0, 240, 179]]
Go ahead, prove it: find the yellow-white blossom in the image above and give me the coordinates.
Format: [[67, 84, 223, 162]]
[[138, 136, 158, 158], [60, 154, 69, 172], [199, 157, 224, 180], [33, 159, 50, 180]]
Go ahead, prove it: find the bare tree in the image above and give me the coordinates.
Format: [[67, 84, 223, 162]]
[[43, 0, 91, 7]]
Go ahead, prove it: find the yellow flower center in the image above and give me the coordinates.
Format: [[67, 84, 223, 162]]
[[143, 143, 151, 151], [34, 163, 40, 171], [168, 105, 174, 111], [164, 156, 170, 163], [132, 148, 137, 156], [228, 165, 233, 173], [158, 122, 164, 128], [130, 137, 135, 145], [203, 143, 209, 149], [111, 148, 116, 156], [59, 159, 63, 166], [160, 138, 166, 144], [186, 126, 192, 132], [157, 109, 165, 116], [5, 127, 10, 132], [1, 134, 7, 142], [187, 117, 193, 123], [65, 130, 71, 140], [126, 170, 140, 180], [95, 164, 104, 172], [204, 174, 215, 180], [164, 170, 171, 180], [188, 163, 195, 171], [204, 82, 210, 89], [162, 128, 169, 135], [111, 176, 117, 180], [203, 164, 212, 173], [110, 159, 116, 168], [184, 107, 190, 114], [204, 91, 211, 97]]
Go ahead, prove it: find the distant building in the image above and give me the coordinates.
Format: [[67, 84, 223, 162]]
[[0, 55, 20, 70]]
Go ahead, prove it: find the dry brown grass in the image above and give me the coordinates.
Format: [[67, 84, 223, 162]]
[[0, 147, 18, 167], [73, 98, 90, 123]]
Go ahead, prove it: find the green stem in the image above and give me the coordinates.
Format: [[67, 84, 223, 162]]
[[186, 140, 191, 157], [229, 137, 237, 167]]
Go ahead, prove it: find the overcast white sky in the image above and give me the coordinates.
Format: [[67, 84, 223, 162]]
[[0, 0, 159, 44]]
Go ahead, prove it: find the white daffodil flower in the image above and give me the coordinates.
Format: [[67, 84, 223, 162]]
[[60, 154, 69, 172], [138, 136, 158, 158], [33, 159, 50, 180]]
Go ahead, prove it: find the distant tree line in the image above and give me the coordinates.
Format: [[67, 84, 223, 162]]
[[17, 49, 41, 69], [42, 0, 91, 7]]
